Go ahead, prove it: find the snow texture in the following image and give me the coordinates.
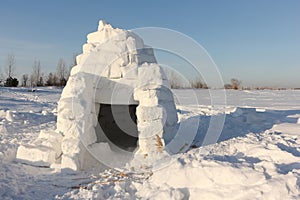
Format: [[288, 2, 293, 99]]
[[1, 88, 300, 199]]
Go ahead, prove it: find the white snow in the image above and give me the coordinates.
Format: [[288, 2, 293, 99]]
[[1, 87, 300, 199]]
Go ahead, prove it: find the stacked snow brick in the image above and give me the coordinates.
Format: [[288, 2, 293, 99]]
[[134, 63, 178, 156], [16, 20, 178, 171], [16, 130, 63, 167]]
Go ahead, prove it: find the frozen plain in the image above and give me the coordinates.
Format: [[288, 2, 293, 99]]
[[0, 87, 299, 199]]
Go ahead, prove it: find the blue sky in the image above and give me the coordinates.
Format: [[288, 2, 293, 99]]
[[0, 0, 299, 87]]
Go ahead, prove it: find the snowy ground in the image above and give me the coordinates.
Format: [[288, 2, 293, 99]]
[[0, 87, 299, 199]]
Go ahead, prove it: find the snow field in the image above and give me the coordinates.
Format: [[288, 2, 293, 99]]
[[0, 88, 299, 199]]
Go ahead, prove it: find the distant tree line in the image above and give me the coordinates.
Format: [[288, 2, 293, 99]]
[[1, 53, 297, 90], [164, 69, 244, 90], [0, 54, 19, 87], [0, 53, 77, 88], [163, 68, 209, 89]]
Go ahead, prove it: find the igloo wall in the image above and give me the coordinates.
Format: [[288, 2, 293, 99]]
[[17, 20, 178, 171]]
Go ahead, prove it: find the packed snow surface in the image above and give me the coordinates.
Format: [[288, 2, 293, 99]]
[[0, 87, 300, 199]]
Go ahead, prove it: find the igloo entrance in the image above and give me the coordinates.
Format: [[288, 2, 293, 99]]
[[96, 103, 138, 151]]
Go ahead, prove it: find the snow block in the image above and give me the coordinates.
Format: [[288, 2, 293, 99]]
[[16, 130, 63, 167], [87, 27, 127, 45], [126, 36, 144, 52], [94, 78, 137, 104], [134, 87, 174, 106], [82, 43, 95, 54], [16, 145, 59, 167], [98, 20, 109, 31], [120, 63, 138, 79], [138, 63, 168, 87], [136, 135, 164, 155], [136, 106, 166, 122], [109, 64, 122, 79], [138, 120, 164, 138]]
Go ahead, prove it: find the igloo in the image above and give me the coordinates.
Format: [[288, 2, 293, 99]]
[[16, 20, 178, 171]]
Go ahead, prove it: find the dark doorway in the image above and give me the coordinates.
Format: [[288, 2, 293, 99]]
[[97, 104, 138, 151]]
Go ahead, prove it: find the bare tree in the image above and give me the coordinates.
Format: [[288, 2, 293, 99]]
[[6, 53, 16, 78], [169, 71, 183, 89], [32, 59, 42, 87], [68, 53, 78, 78], [46, 72, 54, 86], [71, 53, 78, 67], [21, 74, 29, 87], [53, 73, 58, 86], [39, 76, 44, 86], [162, 68, 185, 89], [0, 68, 4, 85], [29, 74, 34, 87], [57, 58, 68, 86], [231, 78, 242, 90]]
